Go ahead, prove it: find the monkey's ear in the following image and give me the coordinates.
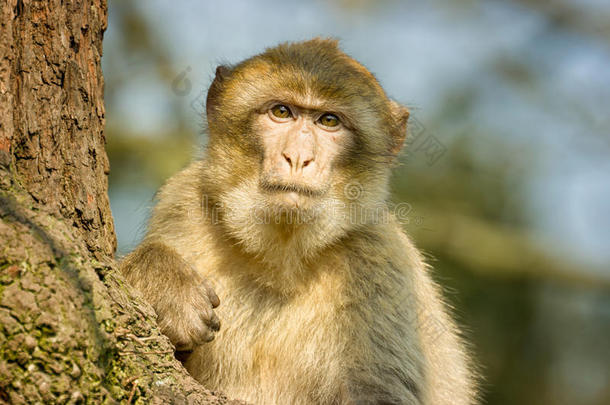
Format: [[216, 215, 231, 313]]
[[389, 100, 410, 155], [206, 65, 232, 120], [214, 65, 231, 80]]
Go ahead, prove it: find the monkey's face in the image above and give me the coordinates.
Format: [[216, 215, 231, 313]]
[[255, 102, 352, 211], [203, 39, 409, 259]]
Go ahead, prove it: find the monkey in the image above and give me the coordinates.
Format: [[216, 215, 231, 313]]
[[120, 39, 477, 404]]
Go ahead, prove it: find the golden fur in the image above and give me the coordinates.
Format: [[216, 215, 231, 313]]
[[120, 39, 477, 404]]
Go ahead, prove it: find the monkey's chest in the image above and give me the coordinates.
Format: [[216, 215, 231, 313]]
[[208, 277, 348, 401]]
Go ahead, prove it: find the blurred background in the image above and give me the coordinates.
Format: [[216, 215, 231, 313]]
[[102, 1, 610, 404]]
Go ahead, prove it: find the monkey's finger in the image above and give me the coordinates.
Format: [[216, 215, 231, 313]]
[[199, 329, 216, 343], [201, 280, 220, 308], [193, 323, 217, 343], [172, 333, 195, 352], [175, 341, 194, 352], [201, 307, 221, 332]]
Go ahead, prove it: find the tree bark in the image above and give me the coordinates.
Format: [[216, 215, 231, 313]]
[[0, 1, 241, 403]]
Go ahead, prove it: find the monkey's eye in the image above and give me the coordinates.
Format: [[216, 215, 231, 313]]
[[318, 113, 340, 128], [270, 105, 292, 119]]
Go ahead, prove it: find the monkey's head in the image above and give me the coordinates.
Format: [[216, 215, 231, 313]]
[[203, 39, 409, 268]]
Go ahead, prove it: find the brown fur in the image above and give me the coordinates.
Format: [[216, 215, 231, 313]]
[[120, 39, 477, 404]]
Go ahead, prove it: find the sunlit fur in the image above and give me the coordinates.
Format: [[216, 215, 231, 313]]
[[120, 39, 477, 404]]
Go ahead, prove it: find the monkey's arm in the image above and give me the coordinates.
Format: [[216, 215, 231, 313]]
[[387, 228, 477, 405], [341, 224, 476, 405], [119, 240, 220, 351]]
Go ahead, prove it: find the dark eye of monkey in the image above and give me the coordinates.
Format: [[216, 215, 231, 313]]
[[318, 113, 340, 127], [270, 104, 292, 119]]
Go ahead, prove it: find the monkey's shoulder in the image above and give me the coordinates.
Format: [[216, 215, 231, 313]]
[[153, 160, 207, 208], [343, 221, 425, 270], [146, 160, 217, 239]]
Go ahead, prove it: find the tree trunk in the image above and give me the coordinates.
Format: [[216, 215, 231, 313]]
[[0, 1, 241, 403]]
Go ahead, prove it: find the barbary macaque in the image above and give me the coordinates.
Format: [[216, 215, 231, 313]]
[[120, 39, 477, 404]]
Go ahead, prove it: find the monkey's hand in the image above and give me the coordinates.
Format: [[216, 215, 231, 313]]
[[157, 276, 221, 351], [119, 242, 221, 351]]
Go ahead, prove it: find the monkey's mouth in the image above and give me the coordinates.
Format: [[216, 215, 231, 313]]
[[259, 179, 326, 198]]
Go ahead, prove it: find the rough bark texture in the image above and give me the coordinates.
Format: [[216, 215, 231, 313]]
[[0, 1, 242, 403]]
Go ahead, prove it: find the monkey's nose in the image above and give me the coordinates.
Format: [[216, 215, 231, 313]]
[[282, 152, 314, 172]]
